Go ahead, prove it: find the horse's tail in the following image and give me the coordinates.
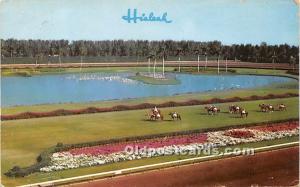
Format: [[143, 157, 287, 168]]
[[178, 115, 181, 120], [246, 112, 248, 117]]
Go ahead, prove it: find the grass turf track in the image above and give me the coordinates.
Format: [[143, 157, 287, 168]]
[[1, 97, 299, 186]]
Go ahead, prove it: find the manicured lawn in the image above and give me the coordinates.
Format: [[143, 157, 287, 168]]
[[1, 97, 299, 186], [2, 66, 298, 79], [1, 67, 175, 76]]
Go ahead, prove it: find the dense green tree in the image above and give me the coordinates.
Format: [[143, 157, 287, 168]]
[[1, 39, 298, 65]]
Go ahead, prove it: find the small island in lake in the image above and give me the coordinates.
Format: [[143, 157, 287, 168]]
[[129, 72, 180, 85]]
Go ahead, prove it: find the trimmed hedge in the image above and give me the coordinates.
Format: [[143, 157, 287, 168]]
[[5, 146, 58, 177], [1, 93, 298, 121], [286, 69, 299, 75], [4, 118, 298, 177]]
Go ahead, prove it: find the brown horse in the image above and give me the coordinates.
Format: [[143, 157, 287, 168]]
[[147, 112, 164, 121], [204, 105, 220, 115], [229, 105, 241, 114], [278, 104, 287, 111], [259, 104, 274, 112], [147, 107, 164, 121], [267, 104, 274, 112], [259, 104, 268, 112]]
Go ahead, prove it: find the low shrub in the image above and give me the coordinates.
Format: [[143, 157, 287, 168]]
[[5, 146, 57, 177], [1, 93, 298, 121]]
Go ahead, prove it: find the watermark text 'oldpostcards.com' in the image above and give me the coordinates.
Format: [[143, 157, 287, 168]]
[[124, 143, 254, 157]]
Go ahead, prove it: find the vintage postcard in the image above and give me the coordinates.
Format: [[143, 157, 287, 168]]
[[0, 0, 299, 186]]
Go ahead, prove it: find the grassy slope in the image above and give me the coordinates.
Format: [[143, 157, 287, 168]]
[[2, 97, 299, 186]]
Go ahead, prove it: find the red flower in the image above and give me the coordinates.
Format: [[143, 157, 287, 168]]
[[224, 130, 255, 138]]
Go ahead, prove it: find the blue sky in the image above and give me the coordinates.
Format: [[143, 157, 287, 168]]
[[0, 0, 298, 45]]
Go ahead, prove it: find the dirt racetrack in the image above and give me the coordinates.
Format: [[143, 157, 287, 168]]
[[1, 61, 298, 70], [69, 146, 299, 187]]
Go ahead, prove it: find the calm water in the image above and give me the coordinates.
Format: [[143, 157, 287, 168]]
[[1, 73, 295, 107]]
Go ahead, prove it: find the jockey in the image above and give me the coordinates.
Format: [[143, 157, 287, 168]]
[[153, 106, 158, 113]]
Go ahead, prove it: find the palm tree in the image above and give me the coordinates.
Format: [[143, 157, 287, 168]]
[[176, 48, 182, 72], [225, 56, 228, 73], [59, 55, 62, 67], [218, 51, 220, 74], [222, 47, 229, 73], [289, 55, 296, 71], [217, 54, 220, 74], [154, 58, 156, 78], [148, 56, 151, 74], [80, 56, 83, 71], [147, 54, 154, 75], [194, 49, 201, 72], [152, 51, 158, 78], [271, 51, 277, 70], [217, 47, 222, 74], [204, 52, 208, 70], [160, 46, 167, 77]]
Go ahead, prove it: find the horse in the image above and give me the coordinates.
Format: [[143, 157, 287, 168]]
[[278, 104, 287, 111], [266, 104, 274, 112], [259, 104, 268, 112], [204, 105, 220, 115], [169, 112, 181, 120], [259, 104, 274, 112], [151, 108, 161, 115], [148, 112, 164, 121], [240, 109, 248, 118], [229, 105, 241, 114], [147, 107, 164, 121]]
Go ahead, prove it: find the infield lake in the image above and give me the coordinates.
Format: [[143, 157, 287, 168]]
[[1, 73, 296, 106]]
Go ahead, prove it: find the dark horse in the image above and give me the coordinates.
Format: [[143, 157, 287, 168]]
[[204, 105, 220, 115], [229, 105, 241, 114], [149, 113, 164, 121], [259, 104, 274, 112]]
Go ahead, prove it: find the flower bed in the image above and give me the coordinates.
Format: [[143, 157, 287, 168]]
[[40, 121, 299, 172], [224, 129, 254, 139], [69, 133, 208, 156], [250, 121, 298, 132]]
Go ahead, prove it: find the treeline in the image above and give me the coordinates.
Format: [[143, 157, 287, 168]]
[[1, 39, 298, 64]]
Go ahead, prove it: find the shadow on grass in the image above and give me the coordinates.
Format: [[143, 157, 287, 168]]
[[142, 119, 181, 122]]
